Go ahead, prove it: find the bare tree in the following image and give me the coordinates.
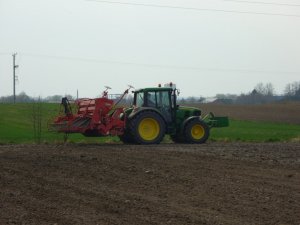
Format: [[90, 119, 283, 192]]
[[265, 83, 275, 96], [32, 97, 42, 144], [254, 82, 274, 96], [284, 81, 300, 100]]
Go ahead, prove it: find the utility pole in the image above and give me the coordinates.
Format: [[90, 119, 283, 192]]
[[12, 53, 18, 103]]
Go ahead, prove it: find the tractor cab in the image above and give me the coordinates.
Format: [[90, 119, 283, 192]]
[[133, 86, 174, 123], [132, 84, 202, 127]]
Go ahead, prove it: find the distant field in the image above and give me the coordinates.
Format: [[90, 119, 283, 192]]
[[0, 102, 299, 143], [194, 102, 300, 125]]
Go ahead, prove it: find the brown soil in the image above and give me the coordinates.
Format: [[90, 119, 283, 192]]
[[0, 143, 299, 225], [194, 102, 300, 124]]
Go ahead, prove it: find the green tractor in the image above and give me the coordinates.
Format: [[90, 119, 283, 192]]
[[119, 84, 229, 144]]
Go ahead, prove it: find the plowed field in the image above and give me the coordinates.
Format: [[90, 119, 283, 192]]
[[1, 143, 299, 225]]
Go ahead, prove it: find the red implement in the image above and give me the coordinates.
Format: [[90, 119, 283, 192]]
[[51, 87, 131, 137]]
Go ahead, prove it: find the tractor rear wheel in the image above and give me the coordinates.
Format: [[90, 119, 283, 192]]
[[129, 111, 165, 144], [183, 119, 209, 144], [118, 131, 135, 144]]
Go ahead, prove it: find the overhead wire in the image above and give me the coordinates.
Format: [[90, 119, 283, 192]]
[[222, 0, 300, 7], [20, 52, 300, 75], [86, 0, 300, 18]]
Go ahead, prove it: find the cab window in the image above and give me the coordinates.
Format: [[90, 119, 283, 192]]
[[146, 92, 157, 107], [157, 91, 171, 108], [135, 92, 144, 107]]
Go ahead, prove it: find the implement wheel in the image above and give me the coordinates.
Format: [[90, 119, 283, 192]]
[[184, 119, 209, 144], [129, 111, 165, 144]]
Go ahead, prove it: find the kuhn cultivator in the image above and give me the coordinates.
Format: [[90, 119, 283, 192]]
[[51, 86, 131, 137]]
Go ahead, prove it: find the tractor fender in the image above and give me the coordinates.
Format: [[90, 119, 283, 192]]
[[128, 107, 167, 125], [181, 116, 204, 132]]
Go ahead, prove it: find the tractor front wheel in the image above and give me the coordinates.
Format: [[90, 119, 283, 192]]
[[184, 119, 209, 144], [129, 111, 165, 145]]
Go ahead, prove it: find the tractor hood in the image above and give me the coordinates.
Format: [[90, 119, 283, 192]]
[[179, 106, 201, 113], [177, 106, 201, 117]]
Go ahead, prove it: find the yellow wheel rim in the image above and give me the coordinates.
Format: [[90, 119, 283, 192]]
[[191, 124, 205, 140], [138, 118, 160, 141]]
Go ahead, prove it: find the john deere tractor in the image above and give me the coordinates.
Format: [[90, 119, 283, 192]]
[[119, 84, 229, 144]]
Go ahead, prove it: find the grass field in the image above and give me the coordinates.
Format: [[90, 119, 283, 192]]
[[0, 103, 111, 144], [210, 120, 300, 142], [0, 103, 299, 144]]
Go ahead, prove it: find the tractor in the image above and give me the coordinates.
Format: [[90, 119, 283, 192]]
[[51, 83, 228, 144]]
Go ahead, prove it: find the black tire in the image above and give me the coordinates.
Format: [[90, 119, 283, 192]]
[[118, 131, 135, 144], [170, 135, 185, 143], [129, 111, 166, 145], [183, 119, 210, 144]]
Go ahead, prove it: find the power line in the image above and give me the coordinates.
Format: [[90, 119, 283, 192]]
[[222, 0, 300, 7], [21, 52, 300, 75], [86, 0, 300, 18]]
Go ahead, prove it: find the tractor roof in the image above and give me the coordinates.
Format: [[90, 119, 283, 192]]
[[134, 87, 172, 92]]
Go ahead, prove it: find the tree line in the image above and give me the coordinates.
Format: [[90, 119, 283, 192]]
[[1, 81, 300, 104], [179, 81, 300, 104]]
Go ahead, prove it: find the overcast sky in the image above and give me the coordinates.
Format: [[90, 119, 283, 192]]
[[0, 0, 300, 98]]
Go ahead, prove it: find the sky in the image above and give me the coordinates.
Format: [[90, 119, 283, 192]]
[[0, 0, 300, 98]]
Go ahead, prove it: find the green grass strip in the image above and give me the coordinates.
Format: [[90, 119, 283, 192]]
[[0, 103, 299, 143], [210, 120, 300, 142]]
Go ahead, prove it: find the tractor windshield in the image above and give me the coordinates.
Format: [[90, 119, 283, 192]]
[[156, 91, 170, 108], [136, 92, 144, 107], [147, 92, 156, 107]]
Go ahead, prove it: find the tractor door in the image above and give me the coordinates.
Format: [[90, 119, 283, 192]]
[[148, 91, 173, 123]]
